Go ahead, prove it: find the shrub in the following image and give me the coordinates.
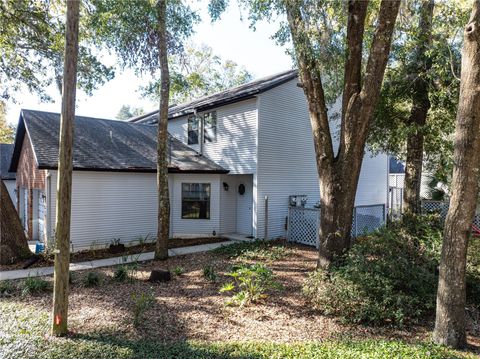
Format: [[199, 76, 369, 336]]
[[114, 266, 129, 282], [132, 291, 156, 327], [203, 265, 217, 282], [303, 215, 443, 326], [21, 277, 50, 296], [173, 266, 185, 276], [220, 263, 282, 307], [213, 240, 289, 261], [0, 280, 15, 297], [84, 272, 101, 287]]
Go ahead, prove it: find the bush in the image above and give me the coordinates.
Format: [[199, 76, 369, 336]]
[[203, 265, 217, 282], [114, 266, 129, 282], [220, 263, 282, 307], [0, 280, 15, 297], [213, 240, 289, 261], [304, 215, 443, 326], [132, 291, 156, 327], [84, 272, 101, 287], [172, 266, 185, 276], [21, 277, 50, 296]]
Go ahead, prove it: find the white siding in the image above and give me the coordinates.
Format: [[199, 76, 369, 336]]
[[167, 98, 258, 174], [4, 180, 16, 208], [256, 79, 388, 239], [46, 171, 223, 251]]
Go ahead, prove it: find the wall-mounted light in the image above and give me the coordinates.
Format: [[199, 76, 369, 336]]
[[223, 182, 229, 191], [238, 184, 246, 195]]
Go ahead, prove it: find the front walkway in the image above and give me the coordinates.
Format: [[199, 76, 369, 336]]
[[0, 240, 233, 281]]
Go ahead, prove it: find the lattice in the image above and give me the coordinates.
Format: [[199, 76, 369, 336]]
[[287, 207, 320, 248]]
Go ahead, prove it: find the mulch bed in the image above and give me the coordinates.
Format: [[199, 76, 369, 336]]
[[2, 243, 478, 351], [0, 237, 227, 271]]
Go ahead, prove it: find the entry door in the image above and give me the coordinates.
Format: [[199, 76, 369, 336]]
[[235, 176, 253, 236]]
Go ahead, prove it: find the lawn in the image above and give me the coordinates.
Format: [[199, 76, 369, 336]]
[[0, 241, 478, 358]]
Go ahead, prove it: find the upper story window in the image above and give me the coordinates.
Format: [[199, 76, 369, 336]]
[[187, 115, 199, 145], [203, 111, 217, 143], [181, 183, 211, 219]]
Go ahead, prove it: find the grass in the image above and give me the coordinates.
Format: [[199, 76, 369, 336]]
[[0, 302, 476, 359], [212, 240, 290, 261]]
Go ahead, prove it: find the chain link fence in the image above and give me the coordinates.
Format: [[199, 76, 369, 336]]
[[287, 204, 386, 247], [421, 200, 480, 228]]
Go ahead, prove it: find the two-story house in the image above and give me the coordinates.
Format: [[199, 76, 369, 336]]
[[8, 70, 388, 251]]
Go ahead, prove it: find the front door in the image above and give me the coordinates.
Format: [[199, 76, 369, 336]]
[[235, 175, 253, 236]]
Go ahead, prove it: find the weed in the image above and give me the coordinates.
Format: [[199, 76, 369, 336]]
[[203, 265, 217, 282], [84, 272, 101, 287], [21, 277, 50, 296], [0, 280, 15, 297], [132, 291, 156, 327], [173, 266, 185, 276]]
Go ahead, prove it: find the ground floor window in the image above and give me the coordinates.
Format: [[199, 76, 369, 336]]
[[181, 183, 211, 219]]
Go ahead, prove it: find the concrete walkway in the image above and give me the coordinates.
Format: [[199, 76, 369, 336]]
[[0, 240, 234, 281]]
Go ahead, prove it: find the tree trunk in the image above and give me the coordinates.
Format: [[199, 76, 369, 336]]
[[155, 0, 170, 260], [433, 0, 480, 348], [286, 0, 401, 268], [402, 0, 434, 214], [0, 179, 31, 264], [51, 0, 79, 337]]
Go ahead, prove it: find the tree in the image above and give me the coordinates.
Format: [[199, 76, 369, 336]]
[[116, 105, 145, 120], [433, 0, 480, 349], [51, 0, 80, 336], [0, 101, 15, 143], [0, 0, 113, 102], [88, 0, 198, 260], [141, 43, 253, 104], [368, 1, 469, 208], [0, 179, 30, 265], [214, 0, 401, 268]]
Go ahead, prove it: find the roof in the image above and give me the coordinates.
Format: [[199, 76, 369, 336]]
[[9, 110, 228, 174], [0, 143, 16, 180], [130, 69, 299, 124]]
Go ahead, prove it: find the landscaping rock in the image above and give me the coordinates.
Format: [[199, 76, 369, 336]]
[[149, 269, 171, 282]]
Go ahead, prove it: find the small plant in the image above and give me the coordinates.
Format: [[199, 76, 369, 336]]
[[114, 266, 129, 282], [220, 263, 282, 307], [137, 234, 151, 246], [173, 266, 185, 276], [213, 240, 289, 262], [84, 272, 101, 287], [0, 280, 15, 297], [21, 277, 50, 296], [203, 265, 217, 282], [132, 290, 156, 327], [111, 238, 121, 246]]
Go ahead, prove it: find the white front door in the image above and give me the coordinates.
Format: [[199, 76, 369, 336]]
[[38, 191, 47, 242], [235, 175, 253, 236]]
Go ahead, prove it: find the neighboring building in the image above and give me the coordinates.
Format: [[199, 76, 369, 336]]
[[1, 143, 16, 207], [9, 70, 389, 251]]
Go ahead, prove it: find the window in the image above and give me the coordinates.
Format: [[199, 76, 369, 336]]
[[203, 111, 217, 143], [182, 183, 211, 219], [187, 115, 199, 145]]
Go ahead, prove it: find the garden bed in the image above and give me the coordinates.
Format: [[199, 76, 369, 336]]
[[0, 237, 227, 271], [0, 242, 479, 358]]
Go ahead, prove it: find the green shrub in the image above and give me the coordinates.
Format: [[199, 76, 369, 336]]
[[203, 265, 217, 282], [114, 266, 129, 282], [213, 240, 289, 261], [0, 280, 15, 296], [132, 291, 156, 327], [21, 277, 50, 296], [220, 263, 282, 307], [84, 272, 101, 287], [173, 266, 185, 276], [304, 215, 443, 326]]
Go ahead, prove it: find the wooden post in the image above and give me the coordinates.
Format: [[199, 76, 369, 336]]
[[264, 196, 268, 240], [51, 0, 80, 336]]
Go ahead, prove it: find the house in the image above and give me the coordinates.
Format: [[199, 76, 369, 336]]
[[1, 143, 16, 207], [9, 70, 389, 251]]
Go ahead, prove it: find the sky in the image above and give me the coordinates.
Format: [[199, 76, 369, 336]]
[[5, 1, 293, 125]]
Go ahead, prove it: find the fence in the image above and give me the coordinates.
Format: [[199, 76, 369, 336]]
[[421, 200, 480, 227], [287, 204, 386, 248]]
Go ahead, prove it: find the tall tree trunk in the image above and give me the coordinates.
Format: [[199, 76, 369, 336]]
[[155, 0, 170, 260], [286, 0, 401, 268], [402, 0, 434, 214], [0, 179, 31, 264], [433, 0, 480, 348], [51, 0, 79, 337]]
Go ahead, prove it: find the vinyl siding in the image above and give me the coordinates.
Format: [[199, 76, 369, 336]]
[[46, 171, 222, 251], [256, 79, 388, 239], [167, 98, 258, 174]]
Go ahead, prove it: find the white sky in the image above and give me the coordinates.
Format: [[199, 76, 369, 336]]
[[5, 1, 293, 125]]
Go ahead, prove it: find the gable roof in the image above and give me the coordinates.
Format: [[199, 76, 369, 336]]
[[9, 110, 228, 174], [130, 69, 299, 124], [0, 143, 16, 180]]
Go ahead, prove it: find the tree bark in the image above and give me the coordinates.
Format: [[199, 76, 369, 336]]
[[155, 0, 170, 260], [433, 0, 480, 348], [402, 0, 434, 214], [0, 179, 31, 264], [286, 0, 401, 268], [51, 0, 79, 337]]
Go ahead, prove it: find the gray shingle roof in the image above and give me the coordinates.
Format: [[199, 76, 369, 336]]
[[0, 143, 15, 180], [9, 110, 228, 174], [130, 69, 298, 124]]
